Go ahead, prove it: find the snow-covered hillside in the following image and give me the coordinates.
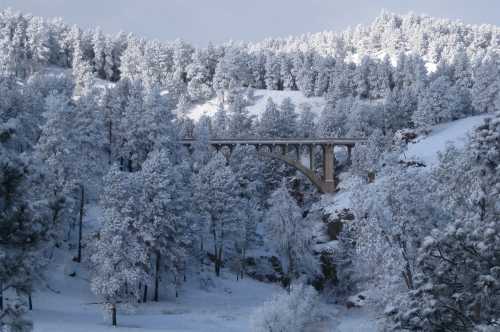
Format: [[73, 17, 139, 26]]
[[184, 90, 326, 121], [403, 115, 490, 166]]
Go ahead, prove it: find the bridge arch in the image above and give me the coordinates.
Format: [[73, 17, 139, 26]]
[[181, 138, 365, 194]]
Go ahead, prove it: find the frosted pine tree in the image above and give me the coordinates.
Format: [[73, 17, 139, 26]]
[[278, 97, 298, 138], [26, 16, 50, 74], [297, 103, 317, 138], [472, 53, 500, 114], [264, 181, 319, 288], [187, 49, 214, 102], [212, 102, 228, 138], [91, 167, 149, 327], [0, 143, 54, 331], [257, 98, 281, 138], [193, 153, 239, 277], [227, 93, 254, 138], [70, 27, 95, 95], [91, 27, 106, 78], [413, 76, 452, 128], [139, 149, 188, 301], [264, 52, 282, 90]]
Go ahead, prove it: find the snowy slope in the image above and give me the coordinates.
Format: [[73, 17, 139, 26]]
[[185, 89, 326, 121], [403, 115, 490, 166], [30, 253, 283, 332], [29, 208, 284, 332]]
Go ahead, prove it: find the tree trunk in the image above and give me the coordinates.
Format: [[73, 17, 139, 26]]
[[286, 245, 294, 293], [0, 282, 3, 311], [200, 237, 204, 273], [111, 303, 117, 327], [76, 185, 85, 263], [127, 158, 132, 172], [143, 284, 148, 303], [215, 244, 223, 277], [213, 230, 219, 277], [240, 248, 245, 280], [402, 265, 414, 290], [215, 261, 220, 277], [174, 276, 178, 298], [154, 252, 160, 302], [107, 120, 113, 165], [28, 292, 32, 310]]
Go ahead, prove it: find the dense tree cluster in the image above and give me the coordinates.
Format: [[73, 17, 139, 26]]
[[338, 113, 500, 331], [2, 7, 500, 330], [1, 9, 500, 137]]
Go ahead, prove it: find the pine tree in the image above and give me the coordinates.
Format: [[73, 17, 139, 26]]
[[0, 143, 54, 331], [264, 181, 319, 288], [91, 167, 148, 327], [119, 35, 144, 82], [227, 93, 254, 138], [72, 32, 95, 96], [413, 76, 453, 128], [472, 53, 500, 114], [264, 52, 282, 90], [212, 102, 228, 138], [280, 54, 296, 90], [257, 98, 281, 138], [139, 150, 188, 301], [187, 49, 214, 102], [278, 97, 298, 138], [229, 145, 265, 279], [26, 16, 50, 74], [193, 153, 239, 277], [297, 103, 317, 138], [91, 27, 106, 78], [295, 51, 316, 97]]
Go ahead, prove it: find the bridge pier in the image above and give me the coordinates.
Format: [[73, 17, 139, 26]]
[[309, 145, 315, 171], [322, 144, 336, 193]]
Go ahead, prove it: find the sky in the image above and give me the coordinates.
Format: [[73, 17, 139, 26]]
[[1, 0, 500, 46]]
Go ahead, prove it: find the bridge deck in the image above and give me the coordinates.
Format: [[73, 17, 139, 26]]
[[180, 138, 366, 145]]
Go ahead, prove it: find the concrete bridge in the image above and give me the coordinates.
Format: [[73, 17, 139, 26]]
[[180, 138, 366, 194]]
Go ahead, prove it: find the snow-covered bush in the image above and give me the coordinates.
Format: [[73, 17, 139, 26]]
[[250, 283, 320, 332], [0, 299, 33, 332]]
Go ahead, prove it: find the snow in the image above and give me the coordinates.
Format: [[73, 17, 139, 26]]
[[184, 89, 326, 121], [27, 207, 286, 332], [403, 114, 490, 166], [320, 190, 352, 216], [30, 253, 284, 332], [334, 307, 379, 332]]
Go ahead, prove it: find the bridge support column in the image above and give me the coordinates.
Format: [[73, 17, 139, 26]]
[[309, 145, 315, 171], [322, 144, 336, 193], [282, 144, 288, 156], [347, 145, 352, 164], [295, 145, 300, 161]]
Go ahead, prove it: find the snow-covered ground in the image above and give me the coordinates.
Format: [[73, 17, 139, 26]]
[[185, 89, 326, 121], [403, 114, 490, 166], [30, 255, 283, 332], [28, 207, 283, 332]]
